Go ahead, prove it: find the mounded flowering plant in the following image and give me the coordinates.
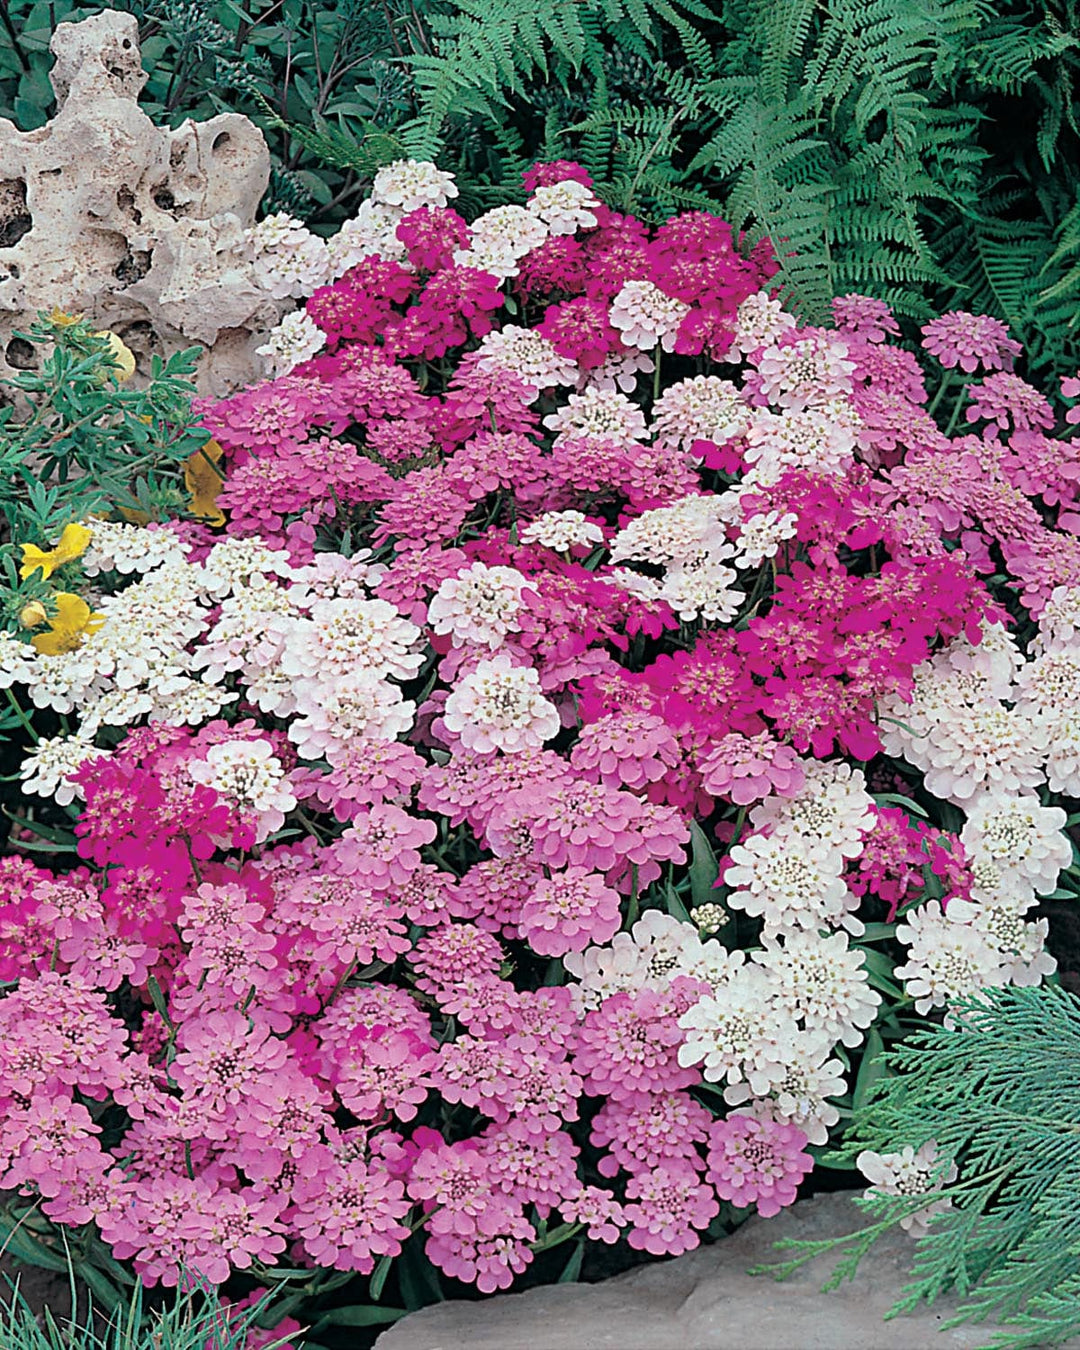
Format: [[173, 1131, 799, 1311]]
[[1, 159, 1079, 1338]]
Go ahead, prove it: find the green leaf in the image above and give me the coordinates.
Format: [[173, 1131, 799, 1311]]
[[557, 1241, 585, 1283], [318, 1304, 407, 1327], [665, 881, 692, 924], [688, 820, 720, 908], [872, 792, 928, 819], [852, 1027, 888, 1112]]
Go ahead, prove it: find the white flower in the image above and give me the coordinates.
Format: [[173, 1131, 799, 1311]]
[[946, 894, 1056, 987], [754, 333, 855, 411], [1045, 719, 1080, 796], [0, 632, 36, 689], [731, 1035, 846, 1145], [191, 592, 294, 687], [943, 621, 1023, 695], [742, 405, 859, 484], [26, 650, 101, 714], [247, 213, 330, 299], [727, 290, 797, 362], [543, 387, 648, 446], [199, 539, 295, 599], [427, 562, 533, 650], [527, 179, 599, 234], [327, 200, 409, 274], [564, 911, 715, 1010], [1033, 584, 1080, 654], [79, 686, 155, 737], [894, 900, 1007, 1019], [754, 930, 881, 1048], [857, 1143, 958, 1237], [372, 160, 458, 212], [609, 280, 690, 352], [287, 551, 386, 604], [1014, 649, 1080, 716], [608, 493, 732, 567], [189, 738, 297, 843], [256, 309, 325, 377], [520, 511, 605, 552], [650, 376, 750, 452], [960, 792, 1071, 895], [659, 554, 742, 623], [289, 670, 415, 759], [750, 760, 874, 866], [733, 509, 798, 569], [442, 654, 560, 755], [80, 520, 191, 576], [577, 348, 654, 395], [21, 735, 108, 806], [147, 678, 239, 726], [724, 831, 859, 938], [454, 206, 548, 278], [280, 598, 423, 682], [920, 705, 1051, 806], [474, 326, 579, 395], [677, 966, 798, 1094]]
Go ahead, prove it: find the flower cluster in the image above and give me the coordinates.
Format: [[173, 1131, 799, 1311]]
[[3, 159, 1076, 1319]]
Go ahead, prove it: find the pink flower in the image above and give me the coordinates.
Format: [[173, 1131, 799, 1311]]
[[396, 206, 470, 271], [518, 867, 622, 955], [0, 1094, 107, 1197], [830, 294, 900, 342], [573, 988, 699, 1101], [623, 1162, 719, 1256], [409, 923, 505, 999], [965, 372, 1055, 439], [171, 1010, 289, 1114], [332, 804, 437, 889], [305, 880, 411, 966], [921, 311, 1022, 374], [706, 1114, 813, 1217], [292, 1151, 411, 1272], [590, 1090, 712, 1177], [332, 1028, 436, 1122], [699, 732, 806, 804], [559, 1184, 626, 1242], [570, 712, 681, 791]]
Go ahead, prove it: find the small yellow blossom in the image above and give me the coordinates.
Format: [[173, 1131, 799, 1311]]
[[18, 601, 48, 629], [47, 306, 84, 327], [19, 522, 92, 581], [93, 331, 136, 382], [31, 593, 105, 655], [184, 438, 226, 526]]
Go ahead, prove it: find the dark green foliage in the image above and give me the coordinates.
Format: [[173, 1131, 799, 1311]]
[[1, 0, 1079, 370], [394, 0, 1080, 377], [761, 985, 1080, 1349]]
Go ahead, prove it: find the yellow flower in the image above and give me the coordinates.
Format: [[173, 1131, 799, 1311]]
[[184, 438, 226, 527], [18, 601, 48, 629], [19, 522, 92, 581], [93, 330, 136, 382], [31, 593, 105, 655], [47, 306, 84, 327]]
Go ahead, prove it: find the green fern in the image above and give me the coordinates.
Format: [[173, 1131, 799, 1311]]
[[756, 987, 1080, 1349]]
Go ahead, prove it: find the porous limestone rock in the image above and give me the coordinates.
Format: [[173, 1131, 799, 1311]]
[[374, 1192, 1080, 1350], [0, 10, 279, 400]]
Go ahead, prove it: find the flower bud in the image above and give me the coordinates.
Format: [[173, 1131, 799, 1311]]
[[19, 600, 48, 629]]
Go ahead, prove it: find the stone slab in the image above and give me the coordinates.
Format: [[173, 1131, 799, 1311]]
[[375, 1192, 1080, 1350]]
